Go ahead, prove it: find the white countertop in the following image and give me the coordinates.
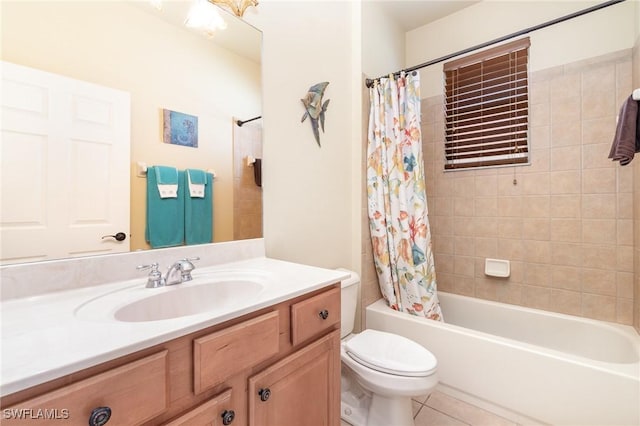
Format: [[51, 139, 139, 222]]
[[1, 257, 349, 396]]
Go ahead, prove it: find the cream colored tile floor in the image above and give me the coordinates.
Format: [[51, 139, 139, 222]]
[[341, 388, 523, 426]]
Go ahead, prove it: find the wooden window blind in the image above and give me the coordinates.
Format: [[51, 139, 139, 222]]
[[443, 37, 530, 170]]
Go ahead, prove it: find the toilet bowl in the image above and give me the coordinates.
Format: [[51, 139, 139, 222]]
[[338, 269, 438, 426]]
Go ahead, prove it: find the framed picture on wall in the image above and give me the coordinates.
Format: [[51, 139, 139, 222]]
[[162, 108, 198, 148]]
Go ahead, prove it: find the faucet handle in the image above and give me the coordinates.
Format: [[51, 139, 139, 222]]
[[178, 257, 199, 282], [137, 263, 165, 288]]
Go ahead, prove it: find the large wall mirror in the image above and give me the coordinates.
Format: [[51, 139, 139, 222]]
[[1, 0, 262, 265]]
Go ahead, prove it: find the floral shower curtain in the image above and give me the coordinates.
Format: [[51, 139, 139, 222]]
[[366, 72, 443, 321]]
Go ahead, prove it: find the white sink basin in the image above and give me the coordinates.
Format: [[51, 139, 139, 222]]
[[75, 270, 269, 322]]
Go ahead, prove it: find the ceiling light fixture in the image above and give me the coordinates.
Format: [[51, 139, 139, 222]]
[[207, 0, 258, 17], [185, 0, 227, 36]]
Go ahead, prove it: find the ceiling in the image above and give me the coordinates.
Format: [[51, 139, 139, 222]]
[[374, 0, 481, 31]]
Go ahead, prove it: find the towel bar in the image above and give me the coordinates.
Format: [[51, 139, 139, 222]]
[[633, 88, 640, 101], [136, 162, 216, 178]]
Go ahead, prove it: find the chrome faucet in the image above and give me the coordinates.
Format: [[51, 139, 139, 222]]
[[165, 257, 199, 285], [137, 257, 200, 288]]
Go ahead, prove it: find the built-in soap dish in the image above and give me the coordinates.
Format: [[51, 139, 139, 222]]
[[485, 258, 510, 278]]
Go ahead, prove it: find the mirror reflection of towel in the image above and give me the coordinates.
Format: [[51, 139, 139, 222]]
[[186, 169, 206, 198], [145, 167, 184, 248], [609, 95, 640, 166], [185, 170, 213, 245], [254, 158, 262, 187]]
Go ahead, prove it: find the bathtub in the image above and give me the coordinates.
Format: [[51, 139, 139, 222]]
[[365, 292, 640, 425]]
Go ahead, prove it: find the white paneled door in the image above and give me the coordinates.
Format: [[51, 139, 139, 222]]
[[1, 61, 131, 264]]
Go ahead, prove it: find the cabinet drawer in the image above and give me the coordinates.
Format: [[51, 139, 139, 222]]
[[164, 388, 234, 426], [291, 287, 340, 346], [4, 350, 168, 426], [194, 311, 279, 394]]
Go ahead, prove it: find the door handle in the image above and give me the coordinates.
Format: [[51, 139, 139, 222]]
[[101, 232, 127, 242]]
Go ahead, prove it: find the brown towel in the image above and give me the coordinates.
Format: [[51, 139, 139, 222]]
[[608, 95, 640, 166]]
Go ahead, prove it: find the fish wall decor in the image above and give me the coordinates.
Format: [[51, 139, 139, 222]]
[[301, 82, 330, 146]]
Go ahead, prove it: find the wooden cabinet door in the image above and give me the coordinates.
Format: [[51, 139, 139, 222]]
[[248, 330, 340, 426], [163, 389, 235, 426]]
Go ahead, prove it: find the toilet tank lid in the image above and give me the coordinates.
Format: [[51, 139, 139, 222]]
[[336, 268, 360, 288]]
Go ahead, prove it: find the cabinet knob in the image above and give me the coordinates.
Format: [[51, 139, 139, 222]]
[[319, 309, 329, 320], [258, 387, 271, 402], [88, 406, 111, 426], [221, 409, 235, 425]]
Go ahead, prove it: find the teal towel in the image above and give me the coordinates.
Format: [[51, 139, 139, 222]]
[[185, 169, 213, 245], [145, 167, 185, 248], [187, 168, 206, 185], [154, 165, 179, 184]]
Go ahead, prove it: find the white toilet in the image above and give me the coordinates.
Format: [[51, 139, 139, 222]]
[[339, 269, 438, 426]]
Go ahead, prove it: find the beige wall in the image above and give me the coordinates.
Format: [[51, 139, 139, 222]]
[[1, 1, 261, 249], [407, 1, 636, 98], [246, 2, 355, 269], [632, 2, 640, 332]]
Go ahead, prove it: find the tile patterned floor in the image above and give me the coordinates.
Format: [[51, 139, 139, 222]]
[[341, 388, 523, 426]]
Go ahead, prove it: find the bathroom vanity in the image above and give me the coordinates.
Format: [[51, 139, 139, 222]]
[[0, 243, 348, 426]]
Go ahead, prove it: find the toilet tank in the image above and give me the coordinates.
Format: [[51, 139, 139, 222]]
[[337, 268, 360, 338]]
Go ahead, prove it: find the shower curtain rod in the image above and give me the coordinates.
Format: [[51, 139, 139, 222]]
[[236, 115, 262, 127], [365, 0, 626, 88]]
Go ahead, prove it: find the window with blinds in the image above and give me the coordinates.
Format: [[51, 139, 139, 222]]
[[443, 37, 530, 170]]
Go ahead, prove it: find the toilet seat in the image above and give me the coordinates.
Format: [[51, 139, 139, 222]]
[[344, 329, 437, 377]]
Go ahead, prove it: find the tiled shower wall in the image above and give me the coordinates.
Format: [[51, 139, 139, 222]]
[[421, 49, 634, 325], [233, 122, 263, 240]]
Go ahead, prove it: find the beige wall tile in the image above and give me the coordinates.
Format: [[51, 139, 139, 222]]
[[522, 218, 550, 241], [521, 285, 551, 310], [582, 168, 616, 194], [474, 175, 498, 197], [454, 256, 475, 277], [582, 64, 616, 120], [582, 194, 617, 219], [497, 238, 525, 261], [551, 96, 581, 125], [582, 245, 617, 270], [582, 293, 616, 321], [454, 236, 475, 256], [549, 289, 582, 316], [498, 197, 523, 217], [617, 219, 633, 246], [524, 262, 552, 287], [550, 170, 581, 194], [550, 219, 581, 242], [475, 237, 498, 258], [550, 146, 581, 171], [521, 173, 550, 195], [530, 125, 551, 149], [550, 195, 581, 218], [617, 271, 634, 298], [522, 196, 550, 218], [582, 116, 616, 145], [530, 101, 550, 127], [498, 217, 523, 239], [582, 219, 617, 245], [475, 197, 498, 217], [474, 217, 498, 238], [583, 143, 615, 170], [551, 265, 582, 291], [582, 268, 617, 296], [454, 197, 475, 217], [551, 120, 582, 147], [551, 242, 582, 267], [523, 240, 551, 263], [616, 298, 633, 325]]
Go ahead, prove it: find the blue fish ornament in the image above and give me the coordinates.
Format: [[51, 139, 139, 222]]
[[301, 82, 330, 146]]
